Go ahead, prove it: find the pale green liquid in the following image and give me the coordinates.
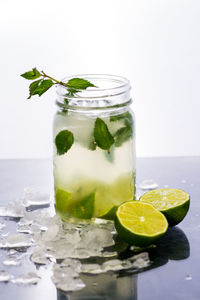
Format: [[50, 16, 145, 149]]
[[53, 110, 135, 220]]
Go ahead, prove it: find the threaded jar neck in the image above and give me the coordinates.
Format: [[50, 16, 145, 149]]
[[56, 74, 132, 111]]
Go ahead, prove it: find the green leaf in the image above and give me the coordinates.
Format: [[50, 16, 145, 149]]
[[21, 68, 41, 80], [110, 111, 133, 124], [94, 118, 114, 151], [110, 111, 133, 147], [28, 79, 54, 99], [66, 78, 96, 94], [28, 79, 42, 99], [72, 192, 95, 219], [114, 125, 132, 147], [55, 130, 74, 155]]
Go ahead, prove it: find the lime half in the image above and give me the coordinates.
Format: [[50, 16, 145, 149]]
[[140, 188, 190, 226], [115, 201, 168, 247]]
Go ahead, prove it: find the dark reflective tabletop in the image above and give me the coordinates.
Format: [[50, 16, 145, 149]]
[[0, 157, 199, 300]]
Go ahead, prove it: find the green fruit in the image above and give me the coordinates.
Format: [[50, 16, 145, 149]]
[[140, 188, 190, 226], [115, 201, 168, 247]]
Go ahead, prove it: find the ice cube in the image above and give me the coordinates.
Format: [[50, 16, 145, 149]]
[[60, 258, 82, 273], [21, 187, 51, 206], [31, 246, 49, 265], [41, 224, 59, 242], [0, 201, 25, 218], [0, 234, 32, 248], [81, 227, 114, 249], [81, 263, 103, 274], [52, 264, 85, 292], [11, 272, 40, 285], [185, 274, 192, 280], [3, 257, 21, 266], [17, 224, 32, 234], [128, 252, 150, 269], [55, 277, 85, 292], [139, 179, 158, 190], [0, 271, 11, 282], [102, 259, 132, 272]]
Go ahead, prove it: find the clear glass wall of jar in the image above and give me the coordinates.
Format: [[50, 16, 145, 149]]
[[53, 74, 136, 221]]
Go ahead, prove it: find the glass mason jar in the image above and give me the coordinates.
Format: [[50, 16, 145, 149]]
[[53, 74, 136, 221]]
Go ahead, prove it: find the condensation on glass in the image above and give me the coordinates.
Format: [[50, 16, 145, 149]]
[[53, 74, 136, 221]]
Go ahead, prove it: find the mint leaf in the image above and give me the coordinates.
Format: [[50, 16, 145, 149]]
[[66, 78, 96, 91], [114, 126, 132, 147], [72, 192, 95, 219], [28, 79, 54, 99], [94, 118, 114, 152], [21, 68, 41, 80], [28, 79, 42, 99], [55, 130, 74, 155], [110, 111, 133, 124], [110, 111, 133, 147]]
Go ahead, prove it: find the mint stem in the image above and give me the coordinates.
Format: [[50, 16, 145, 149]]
[[40, 71, 66, 87]]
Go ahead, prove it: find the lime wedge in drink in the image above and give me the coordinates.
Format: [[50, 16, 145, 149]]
[[99, 205, 118, 220], [55, 187, 71, 213], [115, 201, 168, 247], [71, 192, 95, 219], [140, 188, 190, 226]]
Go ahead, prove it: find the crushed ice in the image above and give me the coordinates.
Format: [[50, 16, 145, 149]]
[[0, 271, 11, 282], [0, 187, 151, 292], [11, 272, 40, 285]]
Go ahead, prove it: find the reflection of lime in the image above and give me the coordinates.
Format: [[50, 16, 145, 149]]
[[115, 201, 168, 247], [140, 189, 190, 226]]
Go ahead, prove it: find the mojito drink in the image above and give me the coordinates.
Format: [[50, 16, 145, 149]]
[[53, 108, 135, 221]]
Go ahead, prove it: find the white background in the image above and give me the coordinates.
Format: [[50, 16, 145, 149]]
[[0, 0, 199, 158]]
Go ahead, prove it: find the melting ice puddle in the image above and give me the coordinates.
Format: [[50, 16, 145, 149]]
[[139, 179, 158, 190]]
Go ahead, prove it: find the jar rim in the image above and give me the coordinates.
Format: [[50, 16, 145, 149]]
[[56, 74, 132, 109]]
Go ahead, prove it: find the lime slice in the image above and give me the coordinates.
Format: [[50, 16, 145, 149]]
[[115, 201, 168, 247], [140, 188, 190, 226]]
